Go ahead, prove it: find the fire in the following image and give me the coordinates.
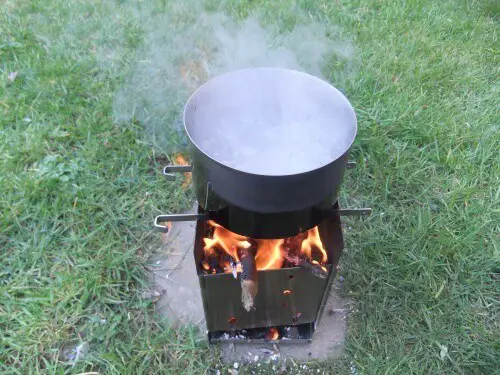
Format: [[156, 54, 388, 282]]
[[255, 239, 284, 270], [201, 221, 328, 274], [202, 221, 248, 273], [301, 226, 327, 264], [174, 153, 192, 189], [159, 221, 172, 232], [175, 153, 189, 165], [158, 221, 172, 242], [266, 327, 279, 341]]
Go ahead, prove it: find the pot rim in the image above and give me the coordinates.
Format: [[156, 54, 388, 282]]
[[183, 67, 357, 178]]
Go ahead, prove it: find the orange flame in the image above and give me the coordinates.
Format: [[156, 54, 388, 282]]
[[161, 221, 172, 232], [266, 327, 279, 341], [174, 153, 192, 189], [159, 221, 172, 243], [300, 226, 328, 264], [255, 239, 285, 270], [201, 221, 328, 274]]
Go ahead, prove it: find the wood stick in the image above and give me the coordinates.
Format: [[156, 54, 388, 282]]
[[239, 245, 258, 311], [283, 252, 328, 279]]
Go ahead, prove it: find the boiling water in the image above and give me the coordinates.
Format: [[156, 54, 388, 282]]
[[186, 69, 356, 175], [197, 115, 351, 175]]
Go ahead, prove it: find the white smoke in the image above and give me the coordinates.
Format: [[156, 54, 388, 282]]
[[112, 0, 356, 151]]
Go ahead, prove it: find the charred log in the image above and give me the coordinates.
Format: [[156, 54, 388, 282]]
[[282, 252, 328, 279]]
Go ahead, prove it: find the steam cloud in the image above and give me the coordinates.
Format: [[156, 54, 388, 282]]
[[112, 1, 356, 152]]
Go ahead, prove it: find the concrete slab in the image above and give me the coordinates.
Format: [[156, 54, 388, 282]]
[[150, 212, 349, 362], [149, 209, 206, 333]]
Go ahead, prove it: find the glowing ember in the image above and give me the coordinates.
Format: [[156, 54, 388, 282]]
[[200, 221, 329, 274], [266, 327, 279, 341], [311, 260, 328, 273]]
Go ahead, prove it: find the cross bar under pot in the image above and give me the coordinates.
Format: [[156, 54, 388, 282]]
[[154, 160, 369, 236], [154, 206, 371, 233]]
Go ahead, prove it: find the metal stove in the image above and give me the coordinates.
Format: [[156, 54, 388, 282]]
[[152, 67, 370, 343], [155, 179, 370, 343]]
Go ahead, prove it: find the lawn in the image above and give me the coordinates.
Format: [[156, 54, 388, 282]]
[[1, 0, 498, 374]]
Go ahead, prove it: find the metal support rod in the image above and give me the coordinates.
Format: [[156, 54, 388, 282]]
[[162, 165, 193, 181], [327, 208, 372, 217], [154, 213, 207, 232]]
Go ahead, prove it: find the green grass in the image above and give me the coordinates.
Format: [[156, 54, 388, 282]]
[[1, 0, 499, 374]]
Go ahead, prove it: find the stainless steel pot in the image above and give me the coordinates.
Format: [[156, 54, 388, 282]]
[[156, 68, 363, 238]]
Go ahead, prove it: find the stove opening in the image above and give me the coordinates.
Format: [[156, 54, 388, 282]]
[[200, 220, 328, 277]]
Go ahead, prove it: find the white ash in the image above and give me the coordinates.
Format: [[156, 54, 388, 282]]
[[269, 354, 280, 362], [259, 348, 274, 354], [70, 341, 89, 367]]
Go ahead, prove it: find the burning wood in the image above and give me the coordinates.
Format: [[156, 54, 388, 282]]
[[282, 252, 328, 279], [239, 244, 258, 312], [230, 260, 240, 279], [200, 221, 329, 280]]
